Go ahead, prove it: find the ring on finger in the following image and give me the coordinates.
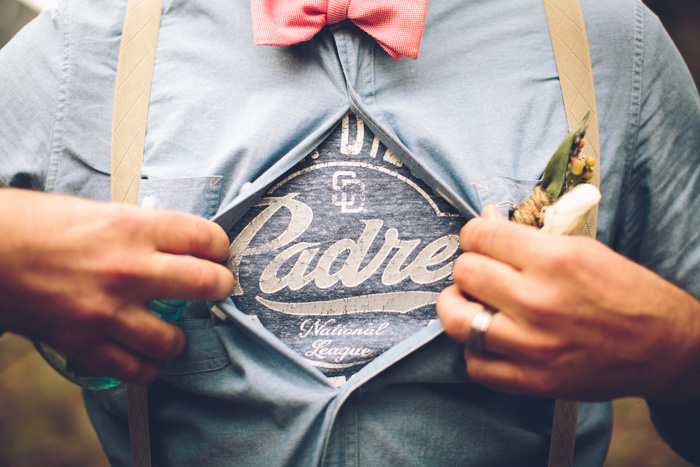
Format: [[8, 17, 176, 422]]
[[467, 306, 495, 355]]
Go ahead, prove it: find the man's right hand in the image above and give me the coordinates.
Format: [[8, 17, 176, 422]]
[[0, 188, 235, 384]]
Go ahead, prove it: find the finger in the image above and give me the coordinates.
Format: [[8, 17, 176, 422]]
[[145, 210, 231, 262], [437, 284, 526, 359], [464, 350, 566, 398], [480, 204, 507, 220], [109, 306, 187, 361], [436, 284, 486, 343], [140, 254, 235, 301], [459, 216, 548, 270], [71, 341, 167, 385], [452, 251, 530, 313], [464, 350, 536, 395]]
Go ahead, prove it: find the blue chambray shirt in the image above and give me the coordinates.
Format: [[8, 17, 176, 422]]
[[2, 0, 700, 465]]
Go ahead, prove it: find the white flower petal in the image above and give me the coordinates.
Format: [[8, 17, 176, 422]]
[[541, 184, 601, 235]]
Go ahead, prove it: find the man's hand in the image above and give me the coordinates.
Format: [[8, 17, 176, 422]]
[[0, 188, 235, 384], [437, 205, 700, 403]]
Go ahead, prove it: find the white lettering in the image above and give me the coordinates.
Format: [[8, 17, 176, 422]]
[[410, 235, 459, 284], [229, 196, 457, 295], [340, 114, 364, 155], [370, 136, 380, 158], [304, 339, 374, 363], [383, 149, 403, 167], [259, 243, 320, 294], [228, 194, 313, 295], [298, 319, 390, 338]]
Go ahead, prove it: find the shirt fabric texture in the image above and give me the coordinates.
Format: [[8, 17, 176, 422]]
[[1, 0, 700, 465]]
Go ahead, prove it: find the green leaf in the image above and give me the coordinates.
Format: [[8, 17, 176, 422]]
[[540, 111, 591, 201]]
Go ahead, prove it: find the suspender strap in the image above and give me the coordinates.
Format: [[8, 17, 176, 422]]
[[543, 0, 601, 465], [111, 0, 163, 205], [543, 0, 601, 238], [110, 0, 164, 466]]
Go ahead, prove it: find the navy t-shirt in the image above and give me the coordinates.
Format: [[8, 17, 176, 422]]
[[227, 113, 465, 385]]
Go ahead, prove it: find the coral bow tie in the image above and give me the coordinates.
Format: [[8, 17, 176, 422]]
[[251, 0, 429, 60]]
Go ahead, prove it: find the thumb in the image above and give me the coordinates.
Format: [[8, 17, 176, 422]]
[[481, 204, 507, 221]]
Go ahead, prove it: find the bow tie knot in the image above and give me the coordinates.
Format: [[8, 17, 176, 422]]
[[252, 0, 429, 60], [327, 0, 350, 24]]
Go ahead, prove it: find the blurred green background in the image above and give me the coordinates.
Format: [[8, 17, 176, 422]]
[[1, 0, 699, 465]]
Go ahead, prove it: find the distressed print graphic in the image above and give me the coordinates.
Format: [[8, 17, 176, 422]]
[[227, 113, 465, 381]]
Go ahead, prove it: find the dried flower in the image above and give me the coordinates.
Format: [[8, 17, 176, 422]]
[[540, 183, 601, 235], [511, 111, 599, 230]]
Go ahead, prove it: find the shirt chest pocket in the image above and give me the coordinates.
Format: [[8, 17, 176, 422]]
[[161, 310, 231, 376], [137, 176, 232, 376], [473, 177, 539, 217], [138, 176, 223, 217]]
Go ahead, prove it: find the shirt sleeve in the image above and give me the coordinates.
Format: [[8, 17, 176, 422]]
[[0, 8, 63, 191], [613, 7, 700, 297], [615, 7, 700, 464]]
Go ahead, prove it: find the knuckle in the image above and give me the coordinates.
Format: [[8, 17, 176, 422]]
[[540, 236, 591, 276], [530, 338, 563, 362], [101, 204, 128, 227], [141, 365, 164, 384], [510, 281, 564, 323], [529, 372, 561, 395], [192, 263, 215, 296], [113, 357, 143, 382], [131, 318, 184, 360], [458, 223, 471, 250], [452, 253, 481, 287], [568, 237, 598, 277], [518, 291, 546, 317], [452, 254, 470, 280], [526, 334, 570, 370], [50, 307, 118, 353], [75, 297, 120, 329], [438, 306, 460, 335], [99, 258, 142, 293], [435, 288, 471, 341], [465, 219, 503, 252], [435, 289, 450, 317], [191, 262, 221, 297], [539, 246, 571, 272], [461, 219, 487, 251], [185, 216, 213, 254], [155, 326, 186, 359], [105, 205, 144, 237], [114, 357, 162, 384], [439, 310, 463, 337]]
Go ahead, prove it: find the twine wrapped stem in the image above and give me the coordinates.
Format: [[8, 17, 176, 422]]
[[511, 185, 553, 228]]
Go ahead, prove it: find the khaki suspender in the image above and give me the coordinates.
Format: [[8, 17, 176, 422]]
[[544, 0, 601, 464], [111, 0, 164, 466], [110, 1, 600, 465]]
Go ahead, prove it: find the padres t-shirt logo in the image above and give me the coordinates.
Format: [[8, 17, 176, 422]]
[[227, 113, 465, 384]]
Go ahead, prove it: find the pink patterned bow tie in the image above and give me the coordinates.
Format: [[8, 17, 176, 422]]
[[251, 0, 429, 60]]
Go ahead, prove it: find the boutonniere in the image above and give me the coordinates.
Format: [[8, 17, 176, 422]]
[[512, 111, 601, 235]]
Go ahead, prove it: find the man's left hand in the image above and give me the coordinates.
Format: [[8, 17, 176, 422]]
[[436, 206, 700, 403]]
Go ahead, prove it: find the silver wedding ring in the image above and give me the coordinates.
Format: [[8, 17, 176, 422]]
[[467, 307, 495, 355]]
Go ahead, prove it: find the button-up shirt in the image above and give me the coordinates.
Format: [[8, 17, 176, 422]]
[[2, 0, 700, 465]]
